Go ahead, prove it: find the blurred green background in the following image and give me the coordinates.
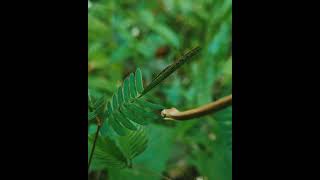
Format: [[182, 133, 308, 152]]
[[88, 0, 232, 179]]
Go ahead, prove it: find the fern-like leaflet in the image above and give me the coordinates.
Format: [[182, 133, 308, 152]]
[[88, 134, 127, 169], [99, 68, 165, 136], [88, 89, 107, 125], [88, 126, 148, 169], [118, 126, 148, 167]]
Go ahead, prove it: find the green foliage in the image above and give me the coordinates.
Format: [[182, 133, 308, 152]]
[[189, 107, 232, 180], [89, 68, 164, 137], [89, 126, 149, 171], [108, 124, 175, 180], [118, 126, 148, 162], [88, 134, 127, 170], [88, 92, 106, 118]]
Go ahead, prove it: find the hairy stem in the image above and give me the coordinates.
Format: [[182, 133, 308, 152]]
[[161, 94, 232, 120]]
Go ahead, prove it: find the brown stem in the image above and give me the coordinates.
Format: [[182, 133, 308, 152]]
[[161, 94, 232, 121]]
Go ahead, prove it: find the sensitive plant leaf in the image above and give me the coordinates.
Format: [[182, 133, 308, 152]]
[[117, 87, 124, 106], [121, 105, 150, 125], [100, 119, 109, 137], [100, 118, 118, 139], [88, 92, 107, 118], [99, 68, 166, 136], [89, 134, 128, 170], [129, 73, 137, 98], [129, 103, 161, 120], [123, 78, 130, 102], [112, 95, 118, 110], [135, 68, 144, 94], [113, 111, 137, 131], [91, 94, 104, 108], [107, 102, 113, 115], [132, 124, 175, 173], [109, 114, 128, 136], [118, 127, 148, 160], [125, 104, 157, 122]]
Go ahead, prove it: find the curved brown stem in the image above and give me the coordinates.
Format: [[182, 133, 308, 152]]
[[161, 94, 232, 121]]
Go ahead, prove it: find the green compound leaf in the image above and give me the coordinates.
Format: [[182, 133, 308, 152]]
[[89, 134, 127, 170], [118, 126, 148, 160], [99, 69, 165, 136]]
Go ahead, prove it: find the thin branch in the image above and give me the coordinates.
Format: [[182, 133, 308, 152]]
[[161, 94, 232, 121], [140, 46, 201, 97], [88, 117, 102, 170]]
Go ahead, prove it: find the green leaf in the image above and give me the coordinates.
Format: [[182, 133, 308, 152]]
[[117, 87, 124, 106], [118, 127, 148, 160], [113, 111, 137, 131], [107, 102, 113, 114], [120, 105, 149, 125], [105, 102, 127, 136], [129, 103, 161, 120], [89, 135, 128, 170], [112, 94, 118, 110], [92, 95, 107, 116], [100, 119, 109, 137], [109, 114, 127, 136], [123, 78, 130, 102], [93, 69, 165, 136], [132, 124, 175, 173], [129, 73, 137, 98], [135, 68, 144, 94]]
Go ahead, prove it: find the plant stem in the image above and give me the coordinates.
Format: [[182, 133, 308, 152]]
[[88, 124, 101, 170], [161, 94, 232, 120], [140, 46, 201, 97]]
